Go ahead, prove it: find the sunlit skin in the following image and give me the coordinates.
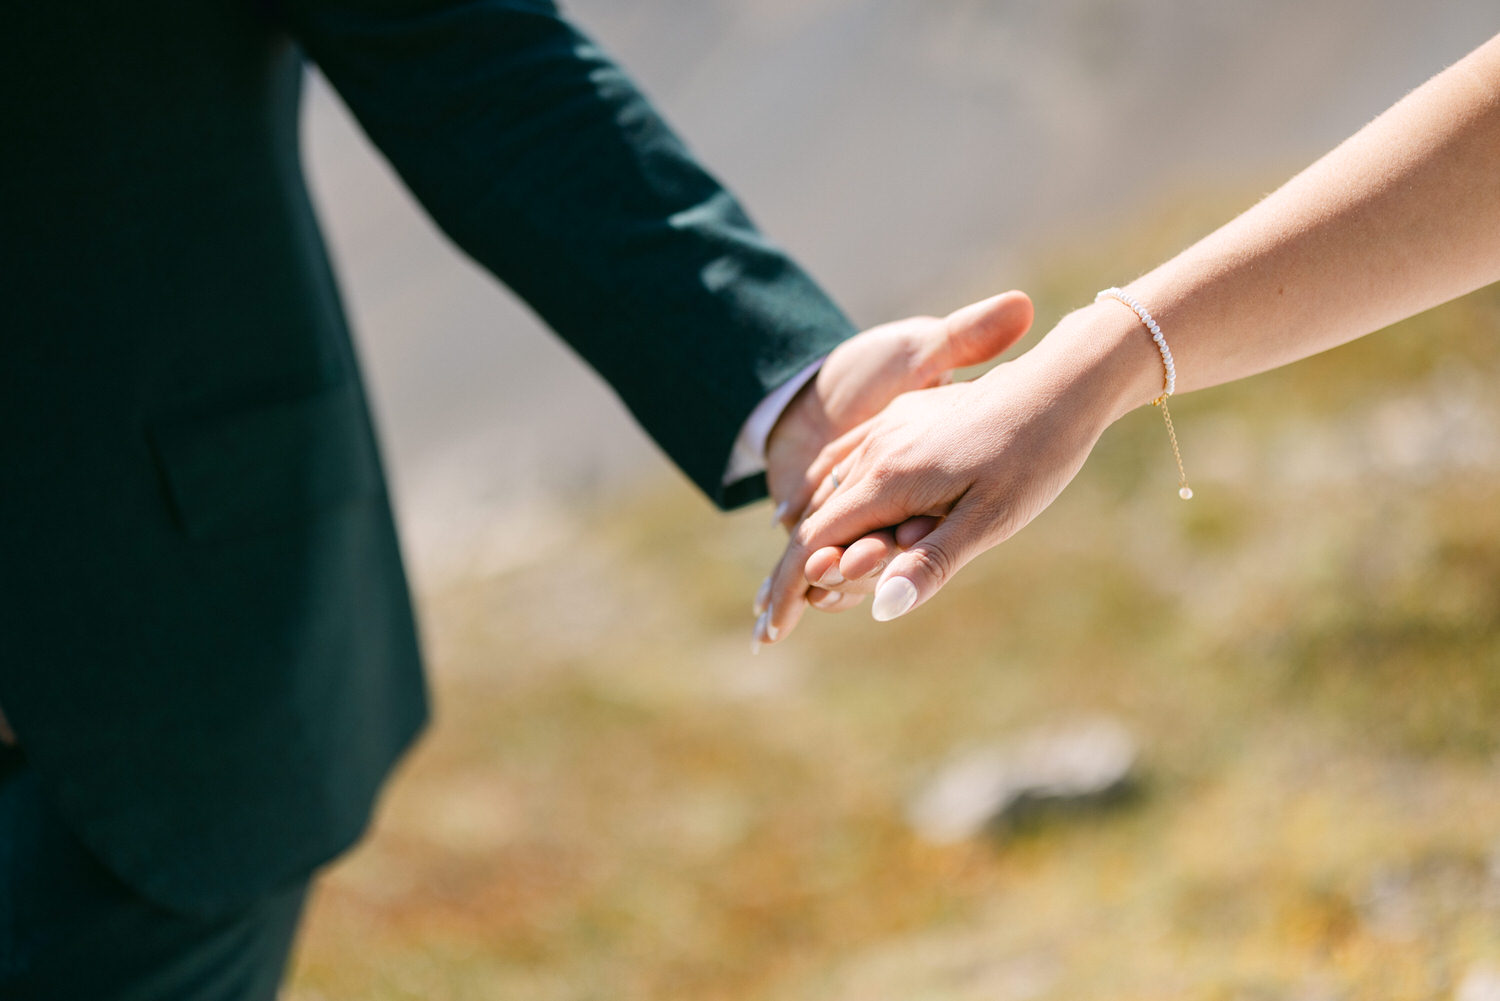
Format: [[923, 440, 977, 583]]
[[757, 30, 1500, 646], [763, 292, 1035, 510], [756, 292, 1034, 638]]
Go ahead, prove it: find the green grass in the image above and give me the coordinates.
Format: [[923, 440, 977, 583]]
[[288, 196, 1500, 1000]]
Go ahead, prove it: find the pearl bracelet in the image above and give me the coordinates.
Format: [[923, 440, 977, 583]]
[[1095, 287, 1193, 500]]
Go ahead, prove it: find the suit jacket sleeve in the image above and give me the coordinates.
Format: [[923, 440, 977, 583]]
[[281, 0, 858, 509]]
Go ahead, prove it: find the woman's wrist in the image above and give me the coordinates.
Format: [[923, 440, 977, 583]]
[[1019, 300, 1172, 430]]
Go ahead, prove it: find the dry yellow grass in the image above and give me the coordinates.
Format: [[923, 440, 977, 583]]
[[288, 198, 1500, 1000]]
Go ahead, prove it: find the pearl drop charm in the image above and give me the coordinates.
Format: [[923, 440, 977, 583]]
[[1178, 486, 1194, 500]]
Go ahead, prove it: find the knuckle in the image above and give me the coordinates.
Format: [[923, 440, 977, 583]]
[[904, 543, 954, 587], [792, 516, 829, 552], [863, 461, 899, 494]]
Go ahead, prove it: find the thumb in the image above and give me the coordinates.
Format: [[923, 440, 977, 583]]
[[924, 290, 1034, 373], [868, 497, 999, 622]]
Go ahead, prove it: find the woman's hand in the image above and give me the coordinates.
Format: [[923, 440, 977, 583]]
[[753, 302, 1165, 647], [763, 292, 1035, 525]]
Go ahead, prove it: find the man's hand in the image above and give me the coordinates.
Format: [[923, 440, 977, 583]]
[[751, 292, 1032, 640], [764, 291, 1033, 520]]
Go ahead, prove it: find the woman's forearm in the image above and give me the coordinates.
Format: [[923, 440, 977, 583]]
[[761, 33, 1500, 638], [1044, 31, 1500, 424]]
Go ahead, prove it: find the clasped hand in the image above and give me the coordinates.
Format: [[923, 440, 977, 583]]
[[755, 296, 1156, 649]]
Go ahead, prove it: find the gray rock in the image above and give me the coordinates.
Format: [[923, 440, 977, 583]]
[[907, 718, 1139, 843]]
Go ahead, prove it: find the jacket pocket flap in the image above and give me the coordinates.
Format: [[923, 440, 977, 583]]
[[152, 383, 384, 542]]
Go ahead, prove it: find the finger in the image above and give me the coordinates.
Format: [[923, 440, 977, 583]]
[[752, 575, 772, 616], [803, 457, 851, 517], [807, 588, 865, 614], [870, 493, 1009, 622], [839, 529, 899, 584], [789, 431, 873, 530], [752, 583, 808, 653], [756, 570, 804, 651], [894, 515, 942, 549], [921, 290, 1034, 377], [777, 423, 869, 530], [805, 545, 848, 590], [764, 474, 932, 645], [808, 520, 939, 594], [801, 534, 890, 598], [805, 471, 839, 517]]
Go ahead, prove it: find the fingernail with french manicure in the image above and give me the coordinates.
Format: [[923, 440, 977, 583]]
[[871, 576, 919, 622], [811, 591, 842, 609], [753, 577, 771, 616], [815, 566, 845, 588], [750, 611, 780, 654], [772, 502, 789, 528]]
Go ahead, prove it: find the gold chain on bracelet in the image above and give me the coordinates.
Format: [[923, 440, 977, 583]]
[[1097, 288, 1193, 500]]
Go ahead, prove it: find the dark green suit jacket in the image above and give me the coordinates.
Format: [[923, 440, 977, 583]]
[[3, 0, 854, 916]]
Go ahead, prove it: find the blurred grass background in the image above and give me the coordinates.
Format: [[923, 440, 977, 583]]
[[286, 192, 1500, 1000]]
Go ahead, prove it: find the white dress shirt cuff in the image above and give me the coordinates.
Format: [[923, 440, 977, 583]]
[[724, 357, 826, 485]]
